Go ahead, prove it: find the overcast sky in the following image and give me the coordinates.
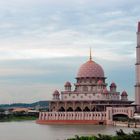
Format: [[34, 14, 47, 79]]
[[0, 0, 139, 104]]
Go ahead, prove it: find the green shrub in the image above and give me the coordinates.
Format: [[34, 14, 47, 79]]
[[67, 129, 140, 140]]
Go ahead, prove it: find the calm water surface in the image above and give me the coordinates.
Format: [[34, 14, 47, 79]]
[[0, 121, 140, 140]]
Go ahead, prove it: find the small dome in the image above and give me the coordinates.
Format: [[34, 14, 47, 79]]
[[77, 60, 104, 78], [121, 91, 128, 96], [53, 90, 60, 95], [64, 81, 71, 87], [103, 88, 109, 94], [97, 80, 103, 85], [110, 82, 117, 87]]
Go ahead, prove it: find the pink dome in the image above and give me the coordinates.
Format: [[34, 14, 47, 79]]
[[110, 82, 117, 87], [77, 60, 104, 78], [53, 90, 60, 95], [97, 80, 103, 85], [121, 91, 128, 96], [64, 81, 71, 87]]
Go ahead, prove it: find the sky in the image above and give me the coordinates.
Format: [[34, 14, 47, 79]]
[[0, 0, 139, 104]]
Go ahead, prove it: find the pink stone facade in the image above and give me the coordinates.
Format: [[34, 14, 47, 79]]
[[38, 107, 134, 125]]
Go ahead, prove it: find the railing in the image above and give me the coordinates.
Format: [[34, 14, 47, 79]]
[[39, 112, 106, 121]]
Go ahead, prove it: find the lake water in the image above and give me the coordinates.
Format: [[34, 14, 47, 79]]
[[0, 121, 140, 140]]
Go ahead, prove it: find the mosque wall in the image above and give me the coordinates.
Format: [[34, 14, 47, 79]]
[[38, 106, 134, 125], [61, 93, 120, 101]]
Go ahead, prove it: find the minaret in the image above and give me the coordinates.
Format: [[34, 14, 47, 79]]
[[135, 22, 140, 112]]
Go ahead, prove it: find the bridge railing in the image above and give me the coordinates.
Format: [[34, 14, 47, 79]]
[[39, 111, 106, 121]]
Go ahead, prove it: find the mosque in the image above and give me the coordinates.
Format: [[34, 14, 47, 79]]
[[37, 22, 140, 125]]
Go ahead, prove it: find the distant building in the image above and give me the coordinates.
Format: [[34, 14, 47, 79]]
[[12, 108, 29, 113], [12, 107, 39, 116], [37, 22, 140, 125]]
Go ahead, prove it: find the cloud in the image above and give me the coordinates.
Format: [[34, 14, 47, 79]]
[[0, 0, 139, 103], [0, 83, 63, 104]]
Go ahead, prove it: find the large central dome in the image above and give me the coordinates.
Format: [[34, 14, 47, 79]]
[[77, 60, 104, 78]]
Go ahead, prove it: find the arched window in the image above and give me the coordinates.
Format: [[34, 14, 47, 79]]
[[67, 107, 73, 112], [83, 106, 90, 112], [83, 86, 88, 91], [58, 107, 65, 112], [91, 107, 95, 112], [75, 107, 82, 112]]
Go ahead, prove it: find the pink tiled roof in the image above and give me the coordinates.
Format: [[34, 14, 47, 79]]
[[53, 90, 60, 95], [77, 60, 104, 78], [110, 82, 117, 87], [64, 81, 71, 87], [121, 90, 128, 96]]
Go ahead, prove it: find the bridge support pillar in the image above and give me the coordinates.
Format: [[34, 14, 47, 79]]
[[106, 107, 113, 125]]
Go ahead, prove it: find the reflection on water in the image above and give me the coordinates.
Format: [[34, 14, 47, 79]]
[[0, 121, 140, 140]]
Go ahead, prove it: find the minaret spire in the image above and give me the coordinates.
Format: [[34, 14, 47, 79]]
[[135, 21, 140, 112], [138, 21, 140, 33], [90, 48, 92, 61]]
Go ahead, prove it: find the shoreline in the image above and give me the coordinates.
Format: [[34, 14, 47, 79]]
[[113, 121, 140, 128], [0, 116, 37, 122]]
